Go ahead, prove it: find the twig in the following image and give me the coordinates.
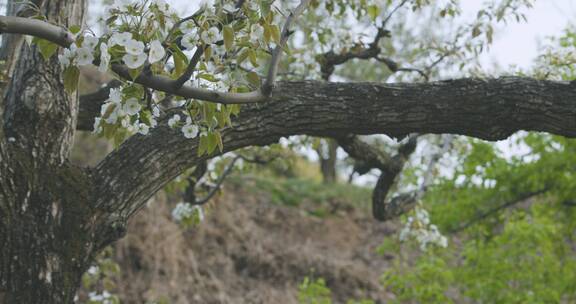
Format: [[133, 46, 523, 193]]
[[381, 0, 410, 27], [262, 0, 311, 95], [449, 189, 547, 233], [173, 45, 204, 89]]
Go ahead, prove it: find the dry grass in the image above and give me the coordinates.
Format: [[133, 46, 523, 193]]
[[111, 183, 399, 303]]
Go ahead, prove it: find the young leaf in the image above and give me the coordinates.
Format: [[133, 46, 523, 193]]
[[35, 38, 59, 61], [63, 66, 80, 94], [367, 5, 380, 22], [223, 25, 235, 51], [246, 71, 261, 88]]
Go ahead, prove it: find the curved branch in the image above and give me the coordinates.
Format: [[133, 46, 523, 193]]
[[90, 77, 576, 224], [0, 15, 266, 105], [0, 16, 74, 46], [109, 64, 265, 104]]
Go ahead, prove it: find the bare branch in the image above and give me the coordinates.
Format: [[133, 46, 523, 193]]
[[262, 0, 311, 95], [449, 189, 547, 233], [194, 156, 241, 205], [381, 0, 410, 27], [0, 16, 74, 46], [110, 64, 266, 104], [173, 45, 204, 89]]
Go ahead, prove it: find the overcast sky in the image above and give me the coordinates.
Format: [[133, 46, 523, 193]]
[[461, 0, 575, 70]]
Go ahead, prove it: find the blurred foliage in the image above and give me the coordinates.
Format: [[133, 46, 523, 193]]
[[297, 275, 375, 304], [378, 27, 576, 303], [230, 173, 372, 218]]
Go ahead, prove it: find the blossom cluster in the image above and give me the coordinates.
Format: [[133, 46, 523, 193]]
[[399, 207, 448, 251], [93, 86, 157, 136], [52, 0, 275, 148], [171, 202, 205, 224], [88, 291, 113, 304]]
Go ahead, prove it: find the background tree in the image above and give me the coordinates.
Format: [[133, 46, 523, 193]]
[[0, 0, 575, 303]]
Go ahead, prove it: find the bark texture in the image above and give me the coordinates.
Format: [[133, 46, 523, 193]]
[[90, 77, 576, 229], [0, 2, 576, 302], [0, 0, 89, 303]]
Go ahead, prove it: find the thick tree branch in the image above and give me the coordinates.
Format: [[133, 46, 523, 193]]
[[0, 16, 75, 47], [90, 77, 576, 229]]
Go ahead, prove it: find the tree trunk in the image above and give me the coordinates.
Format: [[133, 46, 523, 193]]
[[318, 138, 338, 183], [0, 0, 90, 303]]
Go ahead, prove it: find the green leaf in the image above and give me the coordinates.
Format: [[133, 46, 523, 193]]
[[68, 25, 82, 35], [204, 45, 212, 63], [215, 131, 223, 152], [206, 132, 218, 154], [260, 0, 273, 17], [263, 24, 271, 44], [172, 46, 189, 78], [248, 49, 259, 67], [237, 48, 250, 65], [472, 26, 481, 38], [223, 25, 235, 51], [128, 68, 141, 80], [63, 66, 80, 94], [270, 25, 281, 44], [367, 5, 380, 22], [198, 135, 208, 156], [246, 71, 261, 88], [35, 38, 59, 61], [198, 73, 219, 82]]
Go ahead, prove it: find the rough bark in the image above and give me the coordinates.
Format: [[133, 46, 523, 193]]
[[0, 0, 90, 303], [0, 3, 575, 301], [90, 77, 576, 233], [317, 139, 338, 183]]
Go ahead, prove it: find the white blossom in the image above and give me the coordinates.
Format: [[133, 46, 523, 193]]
[[105, 109, 119, 124], [168, 114, 181, 127], [150, 118, 158, 128], [93, 117, 103, 134], [98, 42, 110, 72], [180, 21, 197, 34], [148, 40, 166, 63], [123, 98, 142, 116], [152, 107, 160, 118], [121, 116, 131, 128], [398, 207, 448, 251], [123, 53, 147, 69], [181, 124, 199, 139], [108, 88, 122, 104], [109, 32, 132, 47], [82, 35, 99, 50], [250, 24, 264, 44], [76, 47, 94, 66], [58, 48, 74, 66], [223, 3, 238, 12], [125, 39, 145, 55], [201, 27, 220, 45], [87, 266, 99, 275], [137, 123, 150, 135], [152, 0, 171, 14], [172, 202, 204, 222], [181, 31, 198, 50]]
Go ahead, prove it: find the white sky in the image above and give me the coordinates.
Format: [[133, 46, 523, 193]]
[[89, 0, 576, 71], [461, 0, 575, 70]]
